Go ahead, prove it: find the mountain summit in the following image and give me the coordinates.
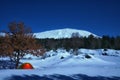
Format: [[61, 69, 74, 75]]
[[34, 28, 98, 39]]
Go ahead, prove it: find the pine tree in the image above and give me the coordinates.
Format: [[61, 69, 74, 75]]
[[115, 36, 120, 49]]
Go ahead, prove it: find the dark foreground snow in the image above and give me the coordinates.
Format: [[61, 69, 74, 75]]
[[5, 74, 120, 80]]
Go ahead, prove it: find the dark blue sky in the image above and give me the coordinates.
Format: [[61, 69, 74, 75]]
[[0, 0, 120, 36]]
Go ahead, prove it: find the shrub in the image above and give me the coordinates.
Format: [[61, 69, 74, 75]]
[[85, 54, 91, 59], [60, 56, 64, 59], [102, 53, 108, 56]]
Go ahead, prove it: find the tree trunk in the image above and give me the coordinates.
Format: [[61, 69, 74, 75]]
[[15, 59, 19, 69], [15, 51, 20, 69]]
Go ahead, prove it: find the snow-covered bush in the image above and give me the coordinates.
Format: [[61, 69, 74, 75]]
[[60, 56, 64, 59], [102, 52, 108, 56], [41, 50, 57, 59], [85, 54, 92, 59]]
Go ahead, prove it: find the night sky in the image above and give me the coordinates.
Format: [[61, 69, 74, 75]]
[[0, 0, 120, 36]]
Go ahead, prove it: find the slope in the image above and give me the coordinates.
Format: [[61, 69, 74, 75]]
[[34, 28, 98, 39]]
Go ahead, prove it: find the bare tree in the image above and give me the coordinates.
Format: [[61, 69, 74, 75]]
[[0, 22, 45, 68]]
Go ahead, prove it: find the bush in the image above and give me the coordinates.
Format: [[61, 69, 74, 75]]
[[85, 54, 91, 59], [60, 56, 64, 59], [102, 53, 108, 56], [102, 48, 108, 56], [104, 48, 108, 51]]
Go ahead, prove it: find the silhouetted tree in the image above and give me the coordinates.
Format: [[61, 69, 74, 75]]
[[95, 38, 102, 48], [88, 34, 96, 49], [115, 36, 120, 49], [102, 35, 111, 48]]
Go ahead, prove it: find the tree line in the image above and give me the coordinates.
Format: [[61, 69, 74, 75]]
[[36, 34, 120, 51]]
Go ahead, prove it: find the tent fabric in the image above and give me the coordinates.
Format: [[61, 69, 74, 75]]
[[19, 63, 34, 69]]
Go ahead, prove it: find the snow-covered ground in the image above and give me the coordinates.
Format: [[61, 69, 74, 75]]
[[0, 49, 120, 80]]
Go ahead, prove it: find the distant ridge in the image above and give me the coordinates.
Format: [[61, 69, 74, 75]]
[[0, 28, 98, 39], [34, 28, 98, 39]]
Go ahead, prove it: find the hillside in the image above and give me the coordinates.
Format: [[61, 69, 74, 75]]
[[34, 28, 98, 39]]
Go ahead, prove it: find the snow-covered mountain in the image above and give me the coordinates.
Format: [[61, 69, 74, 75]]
[[34, 28, 98, 39]]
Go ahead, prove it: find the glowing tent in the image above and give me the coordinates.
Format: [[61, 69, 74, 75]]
[[19, 63, 34, 69]]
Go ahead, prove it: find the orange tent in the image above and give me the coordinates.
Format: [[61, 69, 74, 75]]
[[19, 63, 34, 69]]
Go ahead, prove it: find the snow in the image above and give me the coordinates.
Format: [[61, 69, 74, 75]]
[[0, 49, 120, 80], [0, 33, 5, 37], [34, 28, 98, 39]]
